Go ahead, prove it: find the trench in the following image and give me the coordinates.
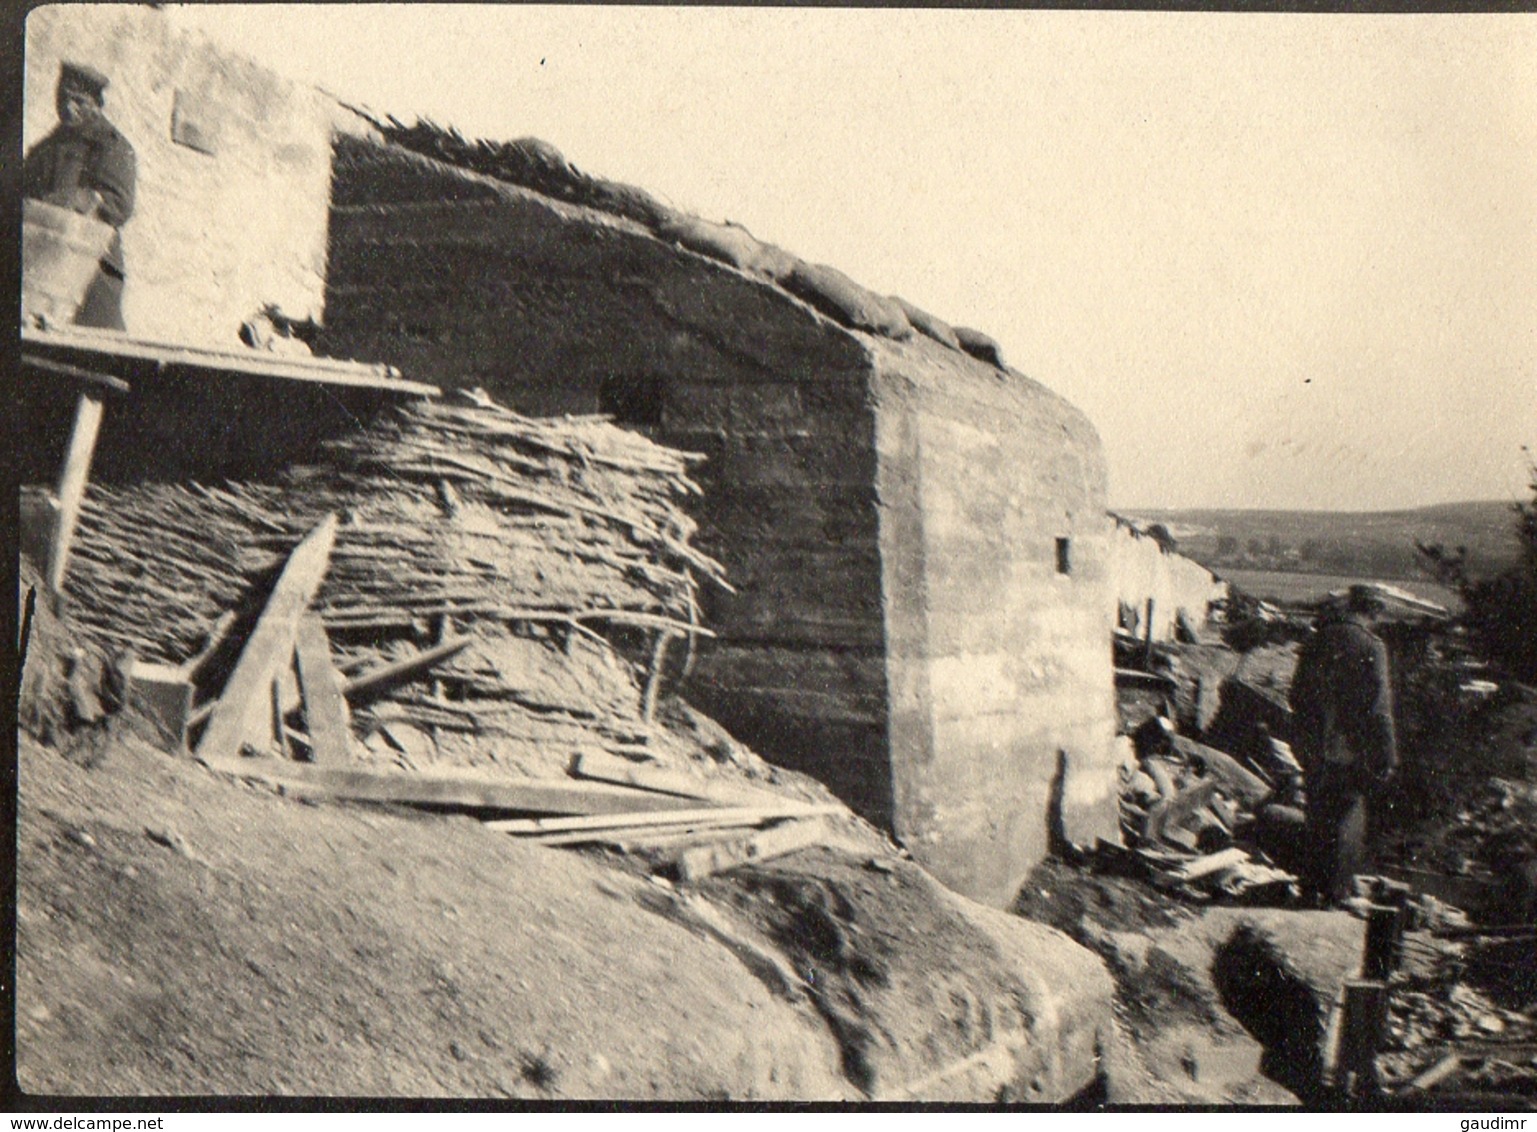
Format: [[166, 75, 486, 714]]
[[1211, 923, 1331, 1103]]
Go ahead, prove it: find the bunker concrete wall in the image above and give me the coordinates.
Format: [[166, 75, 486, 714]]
[[319, 153, 897, 822], [24, 6, 333, 348], [321, 142, 1123, 898], [870, 339, 1120, 907], [1108, 521, 1228, 640]]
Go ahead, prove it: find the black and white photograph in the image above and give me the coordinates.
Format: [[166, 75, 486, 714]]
[[11, 2, 1537, 1112]]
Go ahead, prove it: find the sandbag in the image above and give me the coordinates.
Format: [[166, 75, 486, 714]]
[[890, 295, 961, 351], [584, 178, 675, 229], [657, 215, 766, 272], [954, 326, 1006, 368], [747, 243, 800, 283], [784, 261, 914, 340]]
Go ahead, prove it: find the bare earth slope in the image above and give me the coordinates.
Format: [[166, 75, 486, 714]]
[[16, 730, 1114, 1102], [16, 732, 853, 1100]]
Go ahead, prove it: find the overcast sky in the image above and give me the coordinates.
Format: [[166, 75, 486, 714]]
[[164, 5, 1536, 513]]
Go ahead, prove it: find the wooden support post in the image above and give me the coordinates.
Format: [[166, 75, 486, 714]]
[[1332, 979, 1388, 1100], [1363, 904, 1403, 980], [1373, 877, 1416, 935], [1143, 597, 1156, 666], [47, 391, 104, 597]]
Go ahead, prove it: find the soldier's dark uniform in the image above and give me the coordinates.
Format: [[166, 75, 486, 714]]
[[23, 63, 137, 330], [1288, 592, 1398, 904]]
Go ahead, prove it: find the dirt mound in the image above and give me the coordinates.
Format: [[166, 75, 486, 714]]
[[17, 730, 854, 1099], [703, 852, 1052, 1097], [17, 726, 1112, 1101]]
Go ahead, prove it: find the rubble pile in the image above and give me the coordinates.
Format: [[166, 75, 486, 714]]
[[61, 391, 736, 777], [1376, 924, 1537, 1096], [1116, 715, 1300, 902]]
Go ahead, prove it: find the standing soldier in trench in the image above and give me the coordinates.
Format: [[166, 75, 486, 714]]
[[23, 62, 137, 330], [1288, 584, 1399, 907]]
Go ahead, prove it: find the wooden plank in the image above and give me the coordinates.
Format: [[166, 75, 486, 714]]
[[342, 634, 475, 703], [523, 817, 765, 850], [571, 749, 782, 806], [572, 749, 711, 798], [21, 353, 132, 393], [47, 391, 104, 595], [194, 515, 338, 762], [22, 324, 439, 396], [294, 613, 353, 766], [674, 819, 829, 882], [487, 802, 844, 837], [198, 756, 711, 815], [1363, 904, 1404, 980]]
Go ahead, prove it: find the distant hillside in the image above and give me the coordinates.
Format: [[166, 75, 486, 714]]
[[1123, 500, 1522, 583]]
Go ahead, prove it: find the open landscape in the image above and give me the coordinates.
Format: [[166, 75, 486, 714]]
[[1125, 501, 1520, 599]]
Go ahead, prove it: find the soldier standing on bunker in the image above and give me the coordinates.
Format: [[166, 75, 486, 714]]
[[23, 62, 137, 330], [1288, 583, 1398, 906]]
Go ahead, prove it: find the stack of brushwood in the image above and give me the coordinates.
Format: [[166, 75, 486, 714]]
[[63, 390, 735, 777], [52, 389, 875, 878]]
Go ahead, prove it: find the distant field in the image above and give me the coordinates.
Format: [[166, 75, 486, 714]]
[[1217, 568, 1463, 612], [1125, 499, 1519, 582]]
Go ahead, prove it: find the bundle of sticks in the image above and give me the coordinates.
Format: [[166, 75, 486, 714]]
[[63, 391, 728, 760]]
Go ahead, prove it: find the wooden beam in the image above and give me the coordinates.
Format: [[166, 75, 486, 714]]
[[1331, 980, 1388, 1098], [487, 802, 844, 837], [674, 818, 829, 882], [571, 749, 782, 806], [197, 756, 713, 815], [342, 634, 474, 703], [1403, 1053, 1463, 1094], [1362, 904, 1404, 980], [194, 515, 338, 762], [46, 392, 104, 596], [520, 816, 765, 849], [21, 353, 131, 394], [294, 613, 353, 765]]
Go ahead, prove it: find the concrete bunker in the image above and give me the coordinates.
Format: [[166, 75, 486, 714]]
[[317, 131, 1121, 906]]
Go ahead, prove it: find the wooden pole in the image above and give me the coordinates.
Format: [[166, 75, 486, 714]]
[[1143, 597, 1156, 666], [1363, 904, 1403, 980], [47, 391, 104, 597], [342, 633, 474, 702], [1333, 979, 1388, 1100]]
